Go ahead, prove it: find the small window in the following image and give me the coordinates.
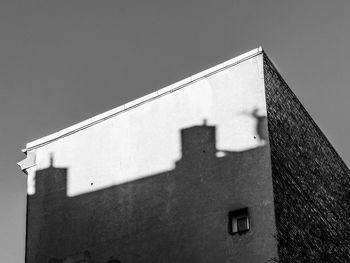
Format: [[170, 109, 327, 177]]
[[228, 207, 250, 235]]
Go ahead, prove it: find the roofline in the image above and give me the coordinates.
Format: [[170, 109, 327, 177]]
[[24, 47, 263, 151]]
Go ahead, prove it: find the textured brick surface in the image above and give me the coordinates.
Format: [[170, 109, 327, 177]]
[[264, 54, 350, 262]]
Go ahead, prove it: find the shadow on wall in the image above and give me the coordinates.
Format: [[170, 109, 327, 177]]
[[48, 252, 120, 263], [26, 120, 274, 263], [241, 108, 268, 143]]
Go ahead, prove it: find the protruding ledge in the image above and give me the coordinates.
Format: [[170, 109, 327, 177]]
[[17, 151, 36, 173]]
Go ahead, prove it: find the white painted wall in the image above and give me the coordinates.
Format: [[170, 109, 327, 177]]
[[26, 53, 266, 196]]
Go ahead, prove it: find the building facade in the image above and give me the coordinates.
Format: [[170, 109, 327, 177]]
[[19, 48, 350, 263]]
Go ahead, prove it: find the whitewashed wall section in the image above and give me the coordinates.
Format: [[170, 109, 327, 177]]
[[26, 54, 266, 196]]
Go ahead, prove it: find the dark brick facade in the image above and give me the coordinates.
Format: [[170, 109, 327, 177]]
[[264, 54, 350, 262]]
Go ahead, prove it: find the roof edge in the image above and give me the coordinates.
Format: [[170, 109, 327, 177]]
[[25, 47, 263, 151]]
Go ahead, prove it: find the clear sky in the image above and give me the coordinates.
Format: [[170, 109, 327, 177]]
[[1, 1, 350, 262]]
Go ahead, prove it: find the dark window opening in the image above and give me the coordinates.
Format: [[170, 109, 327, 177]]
[[228, 207, 250, 235]]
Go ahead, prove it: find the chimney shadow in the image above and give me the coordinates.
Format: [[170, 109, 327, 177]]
[[27, 121, 273, 263]]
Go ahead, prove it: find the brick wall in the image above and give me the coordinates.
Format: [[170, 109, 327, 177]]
[[264, 54, 350, 262]]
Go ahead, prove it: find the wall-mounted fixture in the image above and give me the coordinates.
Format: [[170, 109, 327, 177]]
[[228, 207, 250, 235]]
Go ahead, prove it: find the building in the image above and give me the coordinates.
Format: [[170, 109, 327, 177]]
[[18, 48, 350, 263]]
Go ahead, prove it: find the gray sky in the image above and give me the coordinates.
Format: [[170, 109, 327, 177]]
[[1, 1, 350, 261]]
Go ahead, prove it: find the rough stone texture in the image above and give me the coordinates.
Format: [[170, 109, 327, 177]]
[[26, 123, 277, 263], [264, 54, 350, 262]]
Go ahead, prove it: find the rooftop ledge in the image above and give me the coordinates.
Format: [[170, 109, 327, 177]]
[[24, 47, 263, 152]]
